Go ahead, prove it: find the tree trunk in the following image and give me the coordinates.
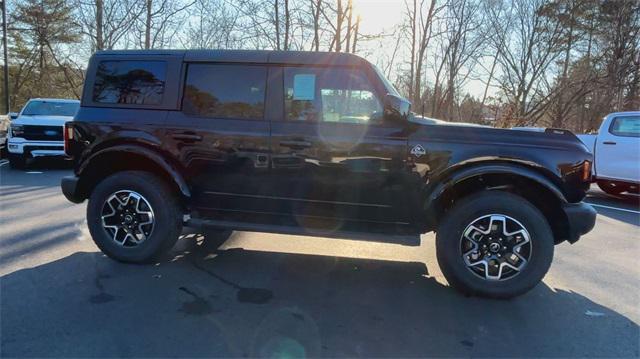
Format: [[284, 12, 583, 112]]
[[413, 0, 436, 107], [274, 0, 280, 50], [351, 15, 359, 53], [284, 0, 290, 50], [480, 53, 498, 118], [144, 0, 152, 49], [312, 0, 321, 51], [408, 0, 416, 101], [335, 0, 342, 52], [96, 0, 104, 50], [345, 0, 352, 53]]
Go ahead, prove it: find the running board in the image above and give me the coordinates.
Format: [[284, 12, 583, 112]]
[[186, 218, 422, 246]]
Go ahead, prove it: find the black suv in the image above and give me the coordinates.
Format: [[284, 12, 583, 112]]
[[61, 50, 596, 298]]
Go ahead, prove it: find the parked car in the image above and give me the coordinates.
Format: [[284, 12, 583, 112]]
[[7, 98, 80, 169], [0, 114, 9, 158], [577, 112, 640, 196], [61, 50, 596, 299]]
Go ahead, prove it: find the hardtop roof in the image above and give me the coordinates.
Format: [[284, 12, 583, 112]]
[[93, 49, 369, 66]]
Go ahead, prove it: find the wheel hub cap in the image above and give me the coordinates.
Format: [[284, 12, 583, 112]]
[[101, 190, 155, 247], [460, 214, 532, 281]]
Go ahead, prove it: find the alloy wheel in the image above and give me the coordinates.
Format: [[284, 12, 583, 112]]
[[101, 190, 155, 247], [460, 214, 532, 281]]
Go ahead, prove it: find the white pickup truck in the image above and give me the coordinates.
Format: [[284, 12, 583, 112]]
[[7, 98, 80, 169], [577, 111, 640, 196]]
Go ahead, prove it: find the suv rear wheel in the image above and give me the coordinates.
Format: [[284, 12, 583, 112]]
[[87, 171, 182, 263], [436, 191, 554, 299]]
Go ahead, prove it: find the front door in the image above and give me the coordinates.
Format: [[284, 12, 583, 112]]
[[596, 114, 640, 182], [269, 65, 411, 229]]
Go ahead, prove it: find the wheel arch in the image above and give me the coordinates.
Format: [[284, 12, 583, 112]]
[[424, 163, 571, 244], [75, 144, 191, 203]]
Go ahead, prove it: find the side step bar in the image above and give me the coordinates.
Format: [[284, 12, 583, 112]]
[[186, 218, 422, 246]]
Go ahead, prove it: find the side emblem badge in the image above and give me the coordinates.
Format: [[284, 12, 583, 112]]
[[411, 144, 426, 157]]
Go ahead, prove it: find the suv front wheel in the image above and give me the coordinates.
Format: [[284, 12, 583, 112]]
[[436, 191, 554, 299], [8, 153, 27, 169], [87, 171, 182, 263]]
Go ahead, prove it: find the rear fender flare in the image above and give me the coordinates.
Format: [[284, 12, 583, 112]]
[[77, 144, 191, 199]]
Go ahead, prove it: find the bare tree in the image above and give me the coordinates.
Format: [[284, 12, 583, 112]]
[[310, 0, 322, 51], [75, 0, 145, 51], [181, 0, 242, 49], [442, 0, 484, 120], [487, 0, 564, 126], [403, 0, 440, 106], [132, 0, 195, 50]]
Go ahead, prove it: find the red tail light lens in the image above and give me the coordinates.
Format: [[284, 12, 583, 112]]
[[64, 123, 74, 155]]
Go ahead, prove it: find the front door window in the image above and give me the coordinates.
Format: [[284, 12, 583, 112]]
[[284, 67, 383, 125]]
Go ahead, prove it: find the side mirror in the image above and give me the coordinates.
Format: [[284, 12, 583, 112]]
[[8, 112, 18, 120], [384, 94, 411, 122]]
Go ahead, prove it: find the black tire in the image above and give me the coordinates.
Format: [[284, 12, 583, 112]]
[[202, 227, 233, 250], [597, 180, 627, 196], [87, 171, 183, 263], [0, 138, 7, 158], [8, 154, 26, 169], [436, 191, 554, 299]]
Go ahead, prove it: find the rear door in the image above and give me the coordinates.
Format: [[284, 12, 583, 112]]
[[595, 114, 640, 182], [269, 65, 411, 227], [165, 63, 272, 216]]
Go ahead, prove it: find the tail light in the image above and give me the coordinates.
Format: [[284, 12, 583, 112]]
[[64, 123, 74, 156]]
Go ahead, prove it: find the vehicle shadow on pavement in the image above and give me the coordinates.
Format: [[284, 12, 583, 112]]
[[586, 190, 640, 227], [0, 159, 73, 198], [1, 233, 638, 358], [19, 157, 75, 170]]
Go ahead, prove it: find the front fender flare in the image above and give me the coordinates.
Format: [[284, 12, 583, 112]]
[[424, 163, 568, 222], [428, 163, 567, 203]]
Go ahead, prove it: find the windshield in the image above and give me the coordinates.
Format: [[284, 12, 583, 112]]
[[22, 100, 79, 117], [372, 64, 400, 97]]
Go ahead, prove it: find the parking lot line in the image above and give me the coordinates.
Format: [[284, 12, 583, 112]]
[[586, 202, 640, 214]]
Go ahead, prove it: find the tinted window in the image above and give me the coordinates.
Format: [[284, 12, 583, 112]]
[[182, 64, 267, 120], [93, 61, 166, 105], [22, 101, 79, 116], [610, 116, 640, 137], [284, 67, 382, 124]]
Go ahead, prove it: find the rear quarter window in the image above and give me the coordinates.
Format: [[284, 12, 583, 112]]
[[92, 61, 166, 105]]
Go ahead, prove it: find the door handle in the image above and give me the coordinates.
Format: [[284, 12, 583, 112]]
[[172, 133, 203, 142], [603, 141, 617, 145], [280, 140, 312, 149]]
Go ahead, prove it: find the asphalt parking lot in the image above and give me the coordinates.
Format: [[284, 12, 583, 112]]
[[1, 159, 639, 358]]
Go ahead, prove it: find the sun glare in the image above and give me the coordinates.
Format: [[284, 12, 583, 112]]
[[352, 0, 404, 34]]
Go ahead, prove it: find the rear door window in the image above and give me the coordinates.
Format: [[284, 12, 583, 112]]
[[182, 64, 267, 120], [92, 61, 166, 105]]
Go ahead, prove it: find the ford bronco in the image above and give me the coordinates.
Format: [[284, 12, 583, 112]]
[[61, 50, 596, 298]]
